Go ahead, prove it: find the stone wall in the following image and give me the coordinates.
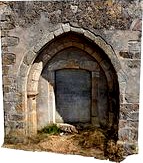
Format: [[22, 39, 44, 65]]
[[0, 0, 142, 155]]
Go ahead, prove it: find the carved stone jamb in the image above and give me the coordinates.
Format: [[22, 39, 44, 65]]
[[26, 62, 43, 135], [27, 92, 38, 136]]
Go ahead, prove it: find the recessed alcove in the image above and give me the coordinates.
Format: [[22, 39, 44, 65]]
[[36, 45, 115, 132], [24, 32, 119, 139]]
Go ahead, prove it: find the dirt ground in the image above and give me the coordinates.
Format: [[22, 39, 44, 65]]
[[3, 127, 124, 162]]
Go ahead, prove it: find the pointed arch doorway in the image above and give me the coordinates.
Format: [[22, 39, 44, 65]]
[[25, 31, 119, 138]]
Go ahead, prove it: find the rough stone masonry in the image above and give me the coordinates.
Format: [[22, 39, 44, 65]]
[[0, 0, 142, 156]]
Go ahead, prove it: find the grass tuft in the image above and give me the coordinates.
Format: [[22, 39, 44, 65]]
[[38, 124, 61, 135]]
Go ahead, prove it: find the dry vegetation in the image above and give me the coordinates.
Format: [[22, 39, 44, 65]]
[[4, 124, 125, 162]]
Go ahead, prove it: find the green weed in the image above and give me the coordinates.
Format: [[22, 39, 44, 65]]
[[38, 124, 61, 135]]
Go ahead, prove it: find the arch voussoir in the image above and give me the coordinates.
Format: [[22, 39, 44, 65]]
[[33, 32, 55, 54]]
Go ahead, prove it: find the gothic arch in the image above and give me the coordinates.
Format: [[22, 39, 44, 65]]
[[17, 24, 121, 136]]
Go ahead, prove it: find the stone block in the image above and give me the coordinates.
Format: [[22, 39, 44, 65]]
[[72, 42, 84, 49], [4, 112, 10, 122], [120, 51, 141, 59], [119, 51, 133, 59], [32, 62, 43, 71], [63, 41, 73, 48], [10, 114, 24, 121], [5, 128, 26, 144], [17, 76, 27, 92], [1, 30, 9, 37], [1, 46, 8, 52], [0, 13, 13, 22], [23, 50, 36, 66], [47, 48, 59, 58], [4, 101, 24, 115], [80, 61, 97, 71], [46, 32, 55, 42], [130, 18, 142, 31], [133, 103, 139, 111], [19, 63, 29, 77], [128, 40, 141, 53], [9, 121, 24, 129], [2, 53, 16, 65], [2, 66, 10, 75], [3, 85, 17, 93], [3, 102, 16, 113], [62, 23, 71, 33], [94, 36, 107, 51], [42, 54, 52, 65], [84, 45, 94, 54], [100, 60, 111, 71], [4, 92, 22, 102], [127, 112, 139, 121], [119, 82, 126, 94], [33, 32, 54, 53], [56, 44, 64, 51], [2, 36, 19, 47], [120, 104, 139, 120], [92, 51, 103, 62], [117, 69, 127, 83], [70, 5, 78, 13], [1, 13, 8, 21], [127, 120, 138, 129], [124, 94, 139, 103], [133, 52, 141, 59], [54, 27, 64, 37], [111, 57, 121, 72], [57, 123, 78, 133], [33, 40, 45, 54], [118, 128, 130, 142], [84, 30, 95, 41], [1, 22, 15, 30], [70, 26, 84, 34], [120, 106, 128, 120], [129, 129, 138, 142], [121, 104, 139, 112], [3, 76, 16, 85], [119, 120, 127, 129], [15, 102, 25, 113]]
